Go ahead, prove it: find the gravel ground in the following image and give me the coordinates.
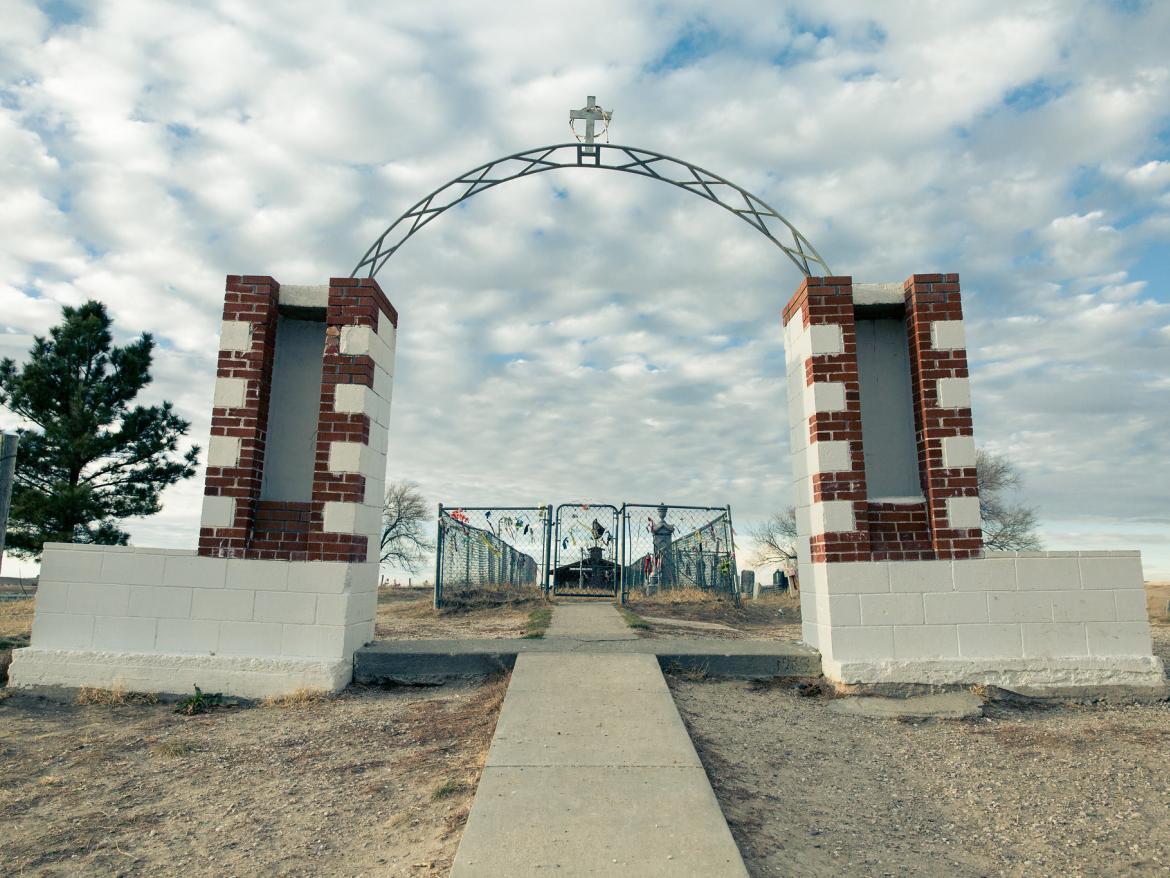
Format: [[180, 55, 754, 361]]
[[671, 628, 1170, 878], [0, 678, 506, 876]]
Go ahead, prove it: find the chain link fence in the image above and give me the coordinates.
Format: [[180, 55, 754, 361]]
[[620, 504, 738, 602], [434, 505, 551, 608]]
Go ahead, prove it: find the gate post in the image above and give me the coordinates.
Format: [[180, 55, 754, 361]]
[[433, 504, 444, 608]]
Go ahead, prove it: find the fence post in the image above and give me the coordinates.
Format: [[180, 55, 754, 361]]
[[433, 504, 445, 608], [0, 432, 18, 575]]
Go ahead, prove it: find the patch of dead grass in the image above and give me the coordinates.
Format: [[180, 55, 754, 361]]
[[260, 687, 333, 708], [153, 739, 197, 759], [75, 685, 159, 706], [0, 597, 36, 639]]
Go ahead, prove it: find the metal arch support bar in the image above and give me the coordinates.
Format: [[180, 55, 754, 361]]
[[351, 143, 832, 279]]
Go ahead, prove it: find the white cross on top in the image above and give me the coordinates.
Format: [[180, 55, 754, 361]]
[[569, 95, 612, 154]]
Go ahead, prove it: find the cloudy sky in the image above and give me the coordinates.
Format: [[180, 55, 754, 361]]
[[2, 0, 1168, 579]]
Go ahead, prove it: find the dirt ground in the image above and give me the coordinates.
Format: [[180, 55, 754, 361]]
[[374, 586, 544, 640], [672, 622, 1170, 878], [624, 589, 803, 640], [0, 677, 506, 877]]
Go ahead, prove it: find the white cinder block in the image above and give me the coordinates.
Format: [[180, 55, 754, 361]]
[[31, 613, 94, 649], [809, 323, 843, 355], [226, 558, 289, 591], [810, 500, 855, 535], [373, 363, 394, 401], [163, 555, 227, 589], [1051, 591, 1116, 623], [860, 593, 925, 626], [935, 377, 971, 409], [288, 562, 351, 594], [945, 496, 982, 530], [93, 616, 158, 652], [988, 592, 1054, 623], [218, 621, 283, 656], [808, 440, 851, 474], [821, 562, 891, 594], [192, 589, 255, 622], [40, 546, 105, 583], [957, 623, 1023, 658], [941, 436, 976, 469], [315, 594, 351, 626], [254, 591, 317, 625], [279, 284, 328, 309], [1079, 555, 1143, 590], [1114, 589, 1149, 622], [213, 376, 247, 409], [219, 320, 252, 352], [345, 620, 374, 654], [1085, 622, 1153, 656], [207, 435, 241, 468], [1021, 623, 1088, 657], [328, 441, 364, 473], [807, 381, 847, 413], [157, 619, 220, 654], [101, 551, 166, 586], [827, 594, 861, 626], [127, 586, 193, 620], [334, 383, 367, 414], [929, 320, 966, 351], [893, 625, 959, 659], [67, 583, 130, 616], [1016, 557, 1080, 591], [201, 495, 236, 529], [889, 560, 954, 593], [829, 626, 894, 661], [323, 501, 358, 534], [280, 623, 347, 658], [33, 581, 69, 613], [923, 592, 989, 624], [953, 558, 1017, 591]]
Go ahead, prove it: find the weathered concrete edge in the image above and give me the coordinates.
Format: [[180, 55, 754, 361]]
[[353, 640, 823, 685]]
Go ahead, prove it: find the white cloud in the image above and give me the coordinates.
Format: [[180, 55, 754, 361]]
[[1, 0, 1169, 579]]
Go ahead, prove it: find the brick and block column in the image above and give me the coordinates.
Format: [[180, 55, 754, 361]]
[[9, 275, 399, 699], [782, 274, 1164, 692]]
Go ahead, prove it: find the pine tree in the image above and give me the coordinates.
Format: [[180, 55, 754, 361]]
[[0, 301, 199, 557]]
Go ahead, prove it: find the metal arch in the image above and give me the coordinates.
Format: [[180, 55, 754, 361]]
[[351, 143, 832, 279]]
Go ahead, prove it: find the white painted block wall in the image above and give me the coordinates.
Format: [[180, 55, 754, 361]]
[[813, 551, 1164, 691], [9, 543, 379, 698]]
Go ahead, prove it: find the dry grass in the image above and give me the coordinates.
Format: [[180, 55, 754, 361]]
[[260, 687, 333, 708], [627, 588, 800, 628], [75, 685, 159, 706], [153, 738, 198, 759], [0, 596, 35, 639]]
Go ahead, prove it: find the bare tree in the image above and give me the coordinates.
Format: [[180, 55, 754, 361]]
[[976, 448, 1042, 551], [380, 480, 434, 574], [749, 506, 799, 567]]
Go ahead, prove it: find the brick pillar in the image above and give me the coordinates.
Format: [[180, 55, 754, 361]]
[[782, 276, 870, 566], [198, 276, 280, 558], [308, 278, 398, 563], [904, 273, 982, 559]]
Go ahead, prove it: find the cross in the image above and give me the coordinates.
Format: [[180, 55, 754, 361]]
[[570, 95, 612, 155]]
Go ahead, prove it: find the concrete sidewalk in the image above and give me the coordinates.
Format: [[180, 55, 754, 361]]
[[451, 604, 748, 877]]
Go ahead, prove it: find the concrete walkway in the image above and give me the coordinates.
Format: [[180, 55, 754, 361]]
[[451, 602, 748, 877]]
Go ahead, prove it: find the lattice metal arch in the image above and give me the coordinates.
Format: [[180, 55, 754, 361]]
[[352, 143, 832, 279]]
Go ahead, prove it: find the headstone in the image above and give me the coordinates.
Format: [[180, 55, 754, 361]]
[[740, 569, 755, 595]]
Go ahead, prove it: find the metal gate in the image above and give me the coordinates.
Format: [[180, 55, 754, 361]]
[[619, 504, 738, 603], [551, 503, 620, 597], [433, 505, 552, 608]]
